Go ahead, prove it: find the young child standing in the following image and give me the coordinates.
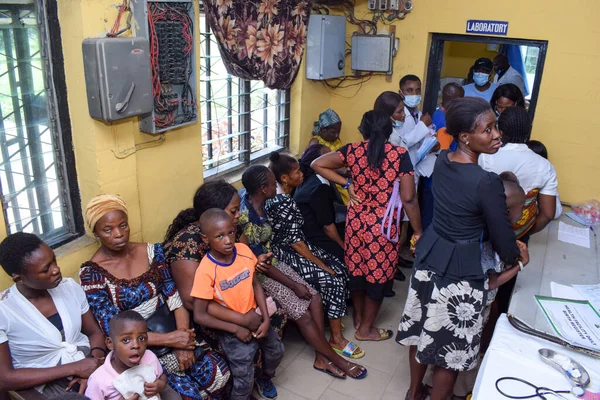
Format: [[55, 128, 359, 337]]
[[85, 311, 168, 400], [191, 209, 284, 400]]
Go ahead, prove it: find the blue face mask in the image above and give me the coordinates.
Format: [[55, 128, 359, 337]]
[[392, 119, 404, 129], [403, 95, 421, 108], [473, 72, 490, 87]]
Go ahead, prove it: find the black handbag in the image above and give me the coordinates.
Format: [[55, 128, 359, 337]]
[[145, 302, 177, 358]]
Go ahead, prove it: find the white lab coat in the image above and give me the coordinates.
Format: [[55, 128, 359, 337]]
[[389, 106, 437, 179], [493, 66, 526, 96]]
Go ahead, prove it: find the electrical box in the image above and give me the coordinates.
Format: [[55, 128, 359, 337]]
[[351, 33, 397, 74], [132, 0, 197, 134], [306, 14, 346, 80], [82, 37, 153, 122]]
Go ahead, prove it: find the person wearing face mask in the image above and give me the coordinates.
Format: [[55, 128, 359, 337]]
[[493, 54, 526, 96], [462, 58, 498, 103]]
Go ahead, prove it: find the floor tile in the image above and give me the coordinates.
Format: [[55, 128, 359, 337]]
[[319, 388, 361, 400], [328, 364, 392, 399], [273, 350, 334, 400]]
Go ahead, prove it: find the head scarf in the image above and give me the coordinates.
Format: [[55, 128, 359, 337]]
[[312, 109, 341, 135], [85, 194, 128, 233]]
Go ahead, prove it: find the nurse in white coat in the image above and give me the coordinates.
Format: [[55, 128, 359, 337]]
[[0, 232, 105, 396]]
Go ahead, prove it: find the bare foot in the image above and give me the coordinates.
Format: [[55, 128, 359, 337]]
[[338, 360, 367, 379], [314, 355, 345, 378]]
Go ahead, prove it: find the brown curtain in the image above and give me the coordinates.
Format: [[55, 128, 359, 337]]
[[202, 0, 313, 89]]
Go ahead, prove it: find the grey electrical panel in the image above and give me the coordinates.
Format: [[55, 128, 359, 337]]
[[133, 0, 197, 134], [351, 33, 396, 74], [306, 14, 347, 80], [82, 37, 153, 122]]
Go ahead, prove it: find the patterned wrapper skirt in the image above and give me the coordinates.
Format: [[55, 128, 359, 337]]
[[395, 268, 488, 372]]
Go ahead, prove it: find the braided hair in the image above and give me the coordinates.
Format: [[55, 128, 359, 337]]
[[299, 144, 326, 180], [498, 106, 532, 144], [0, 232, 44, 276], [358, 110, 393, 170], [242, 165, 272, 195]]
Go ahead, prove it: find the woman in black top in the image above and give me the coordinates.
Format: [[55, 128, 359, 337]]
[[294, 144, 345, 261], [396, 97, 529, 400]]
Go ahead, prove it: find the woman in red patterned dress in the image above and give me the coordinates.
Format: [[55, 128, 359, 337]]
[[312, 109, 423, 341]]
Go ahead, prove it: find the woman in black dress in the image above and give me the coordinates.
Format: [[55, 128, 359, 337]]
[[395, 97, 529, 400]]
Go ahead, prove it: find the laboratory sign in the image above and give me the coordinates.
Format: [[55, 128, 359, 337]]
[[466, 20, 508, 36]]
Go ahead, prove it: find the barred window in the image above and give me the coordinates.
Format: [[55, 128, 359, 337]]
[[0, 0, 82, 246], [199, 13, 290, 176]]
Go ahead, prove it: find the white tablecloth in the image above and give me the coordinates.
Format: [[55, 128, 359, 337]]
[[472, 314, 600, 399]]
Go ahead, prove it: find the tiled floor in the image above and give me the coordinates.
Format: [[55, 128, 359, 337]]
[[272, 276, 413, 400], [271, 218, 599, 399]]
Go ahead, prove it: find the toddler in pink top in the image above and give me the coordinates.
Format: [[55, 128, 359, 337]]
[[85, 311, 167, 400]]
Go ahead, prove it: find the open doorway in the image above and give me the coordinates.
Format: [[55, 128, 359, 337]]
[[423, 34, 548, 121]]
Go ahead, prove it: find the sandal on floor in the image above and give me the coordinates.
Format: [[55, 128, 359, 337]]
[[355, 328, 394, 342], [313, 361, 346, 379], [333, 341, 365, 359], [346, 362, 368, 380]]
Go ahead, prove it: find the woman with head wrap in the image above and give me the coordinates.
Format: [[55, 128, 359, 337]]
[[79, 194, 230, 400], [308, 109, 350, 205]]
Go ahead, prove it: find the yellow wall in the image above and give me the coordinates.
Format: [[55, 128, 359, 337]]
[[330, 0, 600, 207], [441, 41, 499, 78], [0, 0, 205, 289]]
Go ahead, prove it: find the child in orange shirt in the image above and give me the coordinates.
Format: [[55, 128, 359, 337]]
[[191, 209, 283, 400]]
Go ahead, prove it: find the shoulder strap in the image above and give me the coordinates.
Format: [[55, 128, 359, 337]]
[[381, 180, 402, 243]]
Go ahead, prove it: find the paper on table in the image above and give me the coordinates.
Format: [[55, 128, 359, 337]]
[[558, 221, 591, 248], [535, 296, 600, 352], [573, 284, 600, 313], [550, 281, 585, 300]]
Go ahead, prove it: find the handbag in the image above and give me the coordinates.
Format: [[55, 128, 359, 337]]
[[381, 180, 403, 243], [145, 302, 177, 358]]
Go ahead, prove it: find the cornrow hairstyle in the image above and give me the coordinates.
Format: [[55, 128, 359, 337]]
[[299, 144, 325, 181], [108, 310, 146, 338], [269, 152, 298, 184], [0, 232, 44, 276], [445, 97, 493, 140], [242, 165, 272, 195], [498, 106, 532, 144], [358, 110, 393, 170], [164, 180, 237, 243], [373, 91, 403, 117]]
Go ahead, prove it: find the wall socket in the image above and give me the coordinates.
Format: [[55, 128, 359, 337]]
[[388, 0, 400, 10], [368, 0, 377, 10], [378, 0, 387, 11]]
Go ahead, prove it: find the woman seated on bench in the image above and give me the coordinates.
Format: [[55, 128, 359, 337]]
[[0, 233, 105, 398]]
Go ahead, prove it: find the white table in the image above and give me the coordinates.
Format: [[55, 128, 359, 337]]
[[473, 218, 600, 399]]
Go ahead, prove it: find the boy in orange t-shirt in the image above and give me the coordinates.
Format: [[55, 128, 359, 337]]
[[191, 209, 283, 400]]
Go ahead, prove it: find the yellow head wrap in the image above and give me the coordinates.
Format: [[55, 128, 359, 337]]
[[85, 194, 128, 233]]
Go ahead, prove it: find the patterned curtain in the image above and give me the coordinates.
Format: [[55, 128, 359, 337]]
[[201, 0, 313, 89]]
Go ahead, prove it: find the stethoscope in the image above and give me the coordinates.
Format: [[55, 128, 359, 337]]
[[496, 377, 587, 399]]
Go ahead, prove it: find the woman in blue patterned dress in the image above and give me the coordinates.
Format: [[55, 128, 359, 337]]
[[79, 194, 230, 400]]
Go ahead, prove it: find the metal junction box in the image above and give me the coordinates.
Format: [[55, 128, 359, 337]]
[[351, 33, 396, 74], [82, 37, 153, 122], [306, 15, 347, 80]]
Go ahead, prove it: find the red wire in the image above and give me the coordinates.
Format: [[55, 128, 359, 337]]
[[110, 0, 128, 35]]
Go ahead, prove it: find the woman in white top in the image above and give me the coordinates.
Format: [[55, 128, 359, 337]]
[[479, 106, 558, 241], [0, 233, 105, 396]]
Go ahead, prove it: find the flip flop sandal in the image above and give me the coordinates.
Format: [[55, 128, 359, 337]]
[[333, 341, 365, 359], [355, 328, 394, 342], [313, 361, 346, 379], [346, 363, 368, 380]]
